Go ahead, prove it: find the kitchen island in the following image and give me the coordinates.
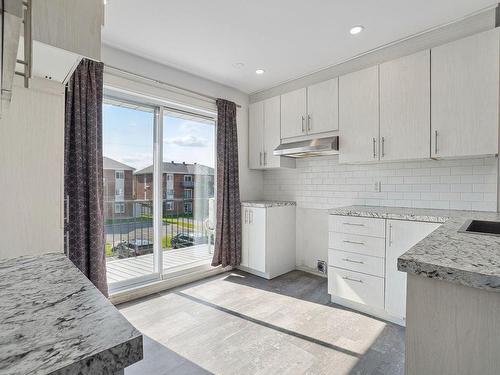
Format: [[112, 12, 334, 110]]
[[330, 205, 500, 375], [0, 253, 143, 375]]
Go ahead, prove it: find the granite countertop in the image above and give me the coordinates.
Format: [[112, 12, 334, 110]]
[[0, 253, 143, 375], [241, 200, 296, 208], [329, 205, 500, 292]]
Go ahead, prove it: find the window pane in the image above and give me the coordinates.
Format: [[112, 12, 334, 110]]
[[162, 110, 215, 273], [103, 101, 156, 288]]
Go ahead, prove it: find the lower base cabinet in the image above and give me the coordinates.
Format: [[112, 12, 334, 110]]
[[239, 204, 296, 279], [328, 214, 441, 326]]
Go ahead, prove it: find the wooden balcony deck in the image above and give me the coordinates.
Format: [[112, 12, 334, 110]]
[[106, 244, 213, 285]]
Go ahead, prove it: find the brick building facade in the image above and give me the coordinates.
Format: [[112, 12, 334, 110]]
[[103, 157, 214, 220]]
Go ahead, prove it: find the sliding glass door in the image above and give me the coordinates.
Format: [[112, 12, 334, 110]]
[[103, 100, 159, 291], [103, 97, 216, 291], [161, 109, 216, 274]]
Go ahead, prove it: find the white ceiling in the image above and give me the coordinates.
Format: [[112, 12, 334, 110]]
[[102, 0, 497, 94]]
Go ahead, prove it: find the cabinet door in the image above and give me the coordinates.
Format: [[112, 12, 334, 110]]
[[248, 208, 266, 273], [431, 28, 499, 158], [281, 88, 307, 140], [0, 80, 65, 259], [32, 0, 103, 60], [380, 50, 430, 161], [249, 101, 264, 169], [263, 96, 281, 168], [240, 208, 250, 267], [339, 66, 379, 163], [385, 220, 441, 321], [307, 78, 339, 135]]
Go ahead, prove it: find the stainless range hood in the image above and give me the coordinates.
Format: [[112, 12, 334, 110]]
[[273, 136, 339, 158]]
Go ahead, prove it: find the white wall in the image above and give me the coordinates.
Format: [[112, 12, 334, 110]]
[[101, 45, 263, 201], [264, 155, 498, 272]]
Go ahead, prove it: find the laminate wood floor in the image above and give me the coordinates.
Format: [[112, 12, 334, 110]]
[[118, 270, 405, 375]]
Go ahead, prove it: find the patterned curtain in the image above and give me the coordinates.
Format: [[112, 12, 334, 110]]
[[64, 59, 108, 296], [211, 99, 241, 267]]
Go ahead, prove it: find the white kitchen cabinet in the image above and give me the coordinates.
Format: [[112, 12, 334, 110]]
[[306, 78, 339, 136], [280, 79, 339, 142], [249, 97, 295, 170], [0, 78, 65, 259], [339, 66, 379, 163], [240, 204, 296, 279], [280, 88, 307, 139], [379, 50, 431, 161], [248, 101, 264, 169], [385, 220, 441, 322], [32, 0, 103, 60], [328, 213, 442, 326], [431, 28, 499, 158], [17, 0, 103, 85]]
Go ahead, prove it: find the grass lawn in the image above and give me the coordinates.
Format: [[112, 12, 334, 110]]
[[105, 243, 113, 257], [162, 235, 172, 248]]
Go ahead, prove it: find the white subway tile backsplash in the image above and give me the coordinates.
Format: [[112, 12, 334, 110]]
[[263, 155, 498, 212]]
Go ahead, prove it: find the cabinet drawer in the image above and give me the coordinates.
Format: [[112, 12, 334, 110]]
[[328, 267, 384, 309], [328, 249, 384, 277], [328, 232, 385, 258], [329, 215, 385, 238]]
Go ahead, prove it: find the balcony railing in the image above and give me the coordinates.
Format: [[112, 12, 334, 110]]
[[183, 180, 194, 188], [104, 198, 213, 262]]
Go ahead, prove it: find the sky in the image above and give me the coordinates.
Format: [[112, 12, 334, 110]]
[[103, 103, 215, 171]]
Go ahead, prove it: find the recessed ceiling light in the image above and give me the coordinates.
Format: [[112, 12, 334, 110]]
[[349, 25, 364, 35], [233, 62, 245, 69], [255, 69, 265, 75]]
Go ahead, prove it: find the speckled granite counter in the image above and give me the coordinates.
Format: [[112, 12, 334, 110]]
[[0, 253, 143, 375], [241, 200, 296, 208], [329, 205, 500, 292]]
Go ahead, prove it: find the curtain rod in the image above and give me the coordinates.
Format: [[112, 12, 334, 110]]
[[104, 64, 242, 109]]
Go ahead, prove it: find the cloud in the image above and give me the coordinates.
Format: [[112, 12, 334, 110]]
[[165, 135, 208, 148]]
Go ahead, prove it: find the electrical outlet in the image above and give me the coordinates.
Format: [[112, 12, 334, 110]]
[[317, 260, 327, 274], [374, 181, 382, 192]]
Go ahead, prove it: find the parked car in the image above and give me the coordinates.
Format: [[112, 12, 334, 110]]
[[171, 233, 207, 249], [112, 239, 153, 258]]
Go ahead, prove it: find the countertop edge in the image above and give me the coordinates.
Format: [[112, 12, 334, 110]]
[[53, 335, 144, 375]]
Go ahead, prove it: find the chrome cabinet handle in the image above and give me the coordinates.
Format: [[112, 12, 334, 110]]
[[307, 114, 311, 131], [343, 222, 365, 227], [343, 276, 363, 283], [342, 240, 365, 245], [263, 152, 267, 166], [259, 152, 262, 166], [301, 116, 305, 132], [249, 209, 253, 224], [434, 130, 438, 155], [342, 258, 365, 264], [372, 138, 376, 158], [244, 209, 247, 224], [381, 137, 385, 157], [389, 223, 393, 246]]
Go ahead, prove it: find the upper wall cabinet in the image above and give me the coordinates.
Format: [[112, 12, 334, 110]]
[[32, 0, 103, 60], [306, 78, 339, 136], [431, 28, 499, 158], [281, 88, 307, 139], [339, 66, 379, 163], [249, 96, 295, 170], [281, 78, 339, 142], [379, 50, 430, 161], [17, 0, 103, 84]]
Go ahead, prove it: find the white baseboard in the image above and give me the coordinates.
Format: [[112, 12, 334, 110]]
[[295, 265, 328, 278]]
